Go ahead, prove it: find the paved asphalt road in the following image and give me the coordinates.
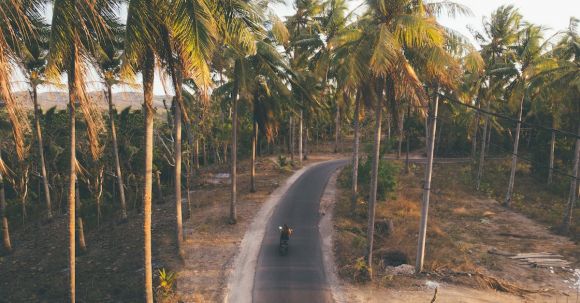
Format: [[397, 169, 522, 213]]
[[253, 160, 347, 303]]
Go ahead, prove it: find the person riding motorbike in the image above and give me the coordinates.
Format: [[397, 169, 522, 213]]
[[280, 224, 292, 242]]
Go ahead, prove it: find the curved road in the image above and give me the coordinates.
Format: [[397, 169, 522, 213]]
[[252, 159, 347, 303]]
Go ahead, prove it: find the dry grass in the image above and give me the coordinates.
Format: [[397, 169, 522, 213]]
[[333, 158, 580, 297]]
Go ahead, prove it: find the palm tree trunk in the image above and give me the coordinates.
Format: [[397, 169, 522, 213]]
[[299, 110, 303, 166], [405, 105, 411, 174], [142, 51, 155, 303], [107, 85, 127, 221], [203, 140, 207, 166], [68, 77, 77, 303], [229, 60, 240, 224], [471, 102, 480, 161], [367, 84, 383, 276], [351, 91, 361, 212], [504, 96, 524, 207], [289, 116, 294, 161], [397, 110, 404, 159], [387, 113, 392, 145], [164, 28, 186, 254], [486, 122, 492, 154], [32, 84, 52, 220], [75, 179, 86, 252], [548, 126, 556, 184], [561, 124, 580, 234], [304, 127, 309, 160], [195, 139, 200, 169], [416, 88, 440, 273], [476, 101, 490, 190], [155, 171, 162, 202], [334, 103, 340, 153], [250, 120, 257, 193], [174, 99, 184, 256], [0, 166, 11, 252]]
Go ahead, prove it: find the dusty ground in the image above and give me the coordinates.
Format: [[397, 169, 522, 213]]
[[332, 159, 580, 303], [0, 187, 178, 302], [174, 153, 346, 303]]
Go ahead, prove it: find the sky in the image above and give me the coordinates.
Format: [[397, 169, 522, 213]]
[[33, 0, 580, 95], [273, 0, 579, 44]]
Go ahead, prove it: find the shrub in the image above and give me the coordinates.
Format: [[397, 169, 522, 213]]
[[358, 158, 398, 201], [340, 158, 398, 201]]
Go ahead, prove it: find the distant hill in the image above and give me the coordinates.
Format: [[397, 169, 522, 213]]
[[8, 91, 172, 111]]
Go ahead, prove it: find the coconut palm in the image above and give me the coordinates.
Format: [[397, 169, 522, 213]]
[[0, 0, 43, 163], [122, 0, 163, 300], [17, 15, 54, 220], [46, 0, 117, 301], [331, 0, 460, 277], [534, 17, 580, 233], [333, 0, 475, 276], [472, 5, 523, 190], [285, 0, 325, 160], [96, 21, 129, 221], [503, 23, 550, 207], [161, 0, 216, 257], [212, 0, 263, 224]]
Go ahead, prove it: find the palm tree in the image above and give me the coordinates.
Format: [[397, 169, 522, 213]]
[[161, 0, 218, 256], [47, 1, 117, 301], [285, 0, 325, 159], [0, 0, 40, 164], [211, 0, 263, 224], [504, 24, 549, 207], [122, 0, 162, 300], [535, 17, 580, 233], [97, 22, 128, 221], [20, 18, 53, 220], [332, 0, 457, 276], [472, 6, 523, 190]]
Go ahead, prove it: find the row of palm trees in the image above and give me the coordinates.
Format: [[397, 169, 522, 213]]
[[1, 0, 578, 301]]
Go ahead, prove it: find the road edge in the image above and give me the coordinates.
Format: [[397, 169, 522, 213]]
[[224, 161, 328, 303], [319, 165, 348, 303]]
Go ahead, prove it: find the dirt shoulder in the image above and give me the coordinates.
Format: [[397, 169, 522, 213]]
[[331, 160, 580, 303]]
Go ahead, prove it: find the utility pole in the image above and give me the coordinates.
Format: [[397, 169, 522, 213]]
[[416, 88, 440, 273]]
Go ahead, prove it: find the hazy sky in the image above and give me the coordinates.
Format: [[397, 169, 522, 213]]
[[35, 1, 579, 95], [273, 0, 579, 44]]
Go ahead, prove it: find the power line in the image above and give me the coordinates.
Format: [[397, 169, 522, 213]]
[[434, 112, 578, 182], [438, 93, 580, 140]]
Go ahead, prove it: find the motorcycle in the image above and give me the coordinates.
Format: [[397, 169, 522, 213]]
[[278, 226, 290, 256]]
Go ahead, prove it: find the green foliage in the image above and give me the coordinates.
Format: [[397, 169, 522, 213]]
[[341, 158, 399, 201], [156, 268, 177, 298], [359, 158, 398, 201], [353, 257, 371, 283]]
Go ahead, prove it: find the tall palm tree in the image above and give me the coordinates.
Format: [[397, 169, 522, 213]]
[[332, 0, 457, 276], [97, 21, 129, 221], [47, 1, 117, 301], [472, 5, 523, 190], [504, 23, 549, 207], [123, 0, 163, 300], [0, 0, 41, 164], [286, 0, 324, 159], [20, 16, 54, 220], [161, 0, 216, 257], [212, 0, 262, 224], [535, 17, 580, 233]]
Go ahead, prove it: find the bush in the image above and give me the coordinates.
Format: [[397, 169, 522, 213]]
[[340, 158, 398, 201], [358, 158, 398, 201]]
